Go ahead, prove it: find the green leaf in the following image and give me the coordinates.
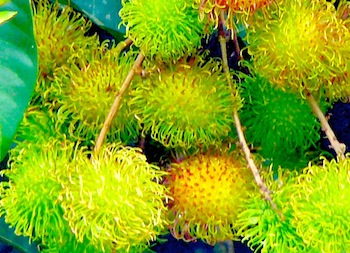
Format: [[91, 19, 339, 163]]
[[0, 217, 39, 253], [0, 0, 38, 162], [0, 10, 17, 24], [67, 0, 125, 41]]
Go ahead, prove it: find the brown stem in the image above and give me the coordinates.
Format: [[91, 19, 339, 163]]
[[305, 90, 346, 160], [114, 38, 133, 54], [94, 52, 145, 154], [218, 12, 282, 217]]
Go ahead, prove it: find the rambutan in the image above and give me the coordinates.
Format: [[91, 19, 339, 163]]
[[245, 0, 350, 99], [119, 0, 208, 61], [167, 150, 257, 244], [129, 57, 237, 152]]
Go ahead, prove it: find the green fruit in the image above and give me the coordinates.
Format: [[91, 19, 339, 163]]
[[59, 144, 169, 252], [236, 168, 309, 253], [238, 72, 324, 169], [130, 57, 238, 152], [120, 0, 208, 61], [55, 47, 140, 145], [290, 157, 350, 252]]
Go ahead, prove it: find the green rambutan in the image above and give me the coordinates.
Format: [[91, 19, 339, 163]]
[[245, 0, 350, 99], [32, 0, 99, 102], [235, 168, 310, 253], [119, 0, 208, 61], [167, 150, 257, 244], [129, 57, 237, 152], [0, 140, 75, 245], [59, 144, 169, 252], [238, 72, 324, 169], [53, 46, 140, 145], [290, 157, 350, 252]]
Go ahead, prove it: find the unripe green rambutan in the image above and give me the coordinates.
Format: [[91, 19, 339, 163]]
[[32, 0, 99, 100], [290, 157, 350, 252], [246, 0, 350, 99], [59, 144, 169, 252], [119, 0, 208, 61], [129, 57, 238, 152], [235, 168, 310, 253], [238, 72, 324, 169], [0, 140, 75, 246], [54, 46, 140, 145], [167, 150, 257, 244]]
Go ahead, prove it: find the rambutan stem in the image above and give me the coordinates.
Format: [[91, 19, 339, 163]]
[[114, 38, 133, 53], [304, 89, 346, 160], [218, 12, 282, 218], [94, 52, 145, 154]]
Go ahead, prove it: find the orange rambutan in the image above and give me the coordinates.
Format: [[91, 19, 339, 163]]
[[166, 150, 257, 244], [196, 0, 273, 30]]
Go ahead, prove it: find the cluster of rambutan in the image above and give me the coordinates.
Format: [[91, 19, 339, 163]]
[[2, 0, 350, 252]]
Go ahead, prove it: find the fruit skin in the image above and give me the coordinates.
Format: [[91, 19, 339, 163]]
[[130, 57, 237, 153], [290, 157, 350, 253], [195, 0, 273, 31], [59, 144, 169, 252], [32, 0, 99, 104], [166, 150, 257, 245], [235, 168, 310, 253], [238, 72, 325, 169], [0, 140, 77, 246], [245, 0, 350, 99], [54, 46, 140, 146], [119, 0, 208, 61]]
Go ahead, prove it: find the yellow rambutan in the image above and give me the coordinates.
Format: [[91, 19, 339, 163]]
[[59, 144, 169, 252], [246, 0, 350, 99], [129, 57, 238, 152], [32, 0, 99, 85], [166, 150, 257, 244], [53, 46, 140, 145], [0, 140, 76, 245]]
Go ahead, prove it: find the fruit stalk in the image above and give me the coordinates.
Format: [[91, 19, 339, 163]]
[[304, 89, 346, 160], [94, 51, 145, 154], [218, 12, 281, 217]]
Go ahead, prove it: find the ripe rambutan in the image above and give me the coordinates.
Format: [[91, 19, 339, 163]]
[[167, 150, 257, 244]]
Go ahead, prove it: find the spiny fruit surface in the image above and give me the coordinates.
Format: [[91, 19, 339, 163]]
[[290, 157, 350, 252], [32, 0, 99, 103], [167, 150, 256, 244], [54, 46, 140, 145], [196, 0, 273, 30], [120, 0, 208, 61], [235, 168, 310, 253], [59, 144, 169, 252], [238, 72, 324, 169], [0, 141, 76, 246], [246, 0, 350, 99], [130, 57, 238, 152]]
